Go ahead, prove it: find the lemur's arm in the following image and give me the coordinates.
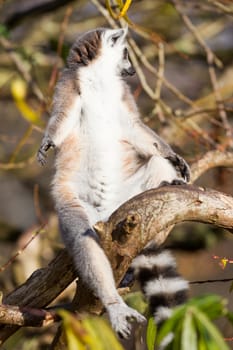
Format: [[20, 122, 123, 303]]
[[37, 69, 81, 165], [131, 120, 190, 181], [123, 86, 190, 181]]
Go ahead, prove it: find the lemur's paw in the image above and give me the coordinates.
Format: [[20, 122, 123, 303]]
[[107, 303, 146, 338], [37, 148, 48, 166], [159, 179, 187, 188], [166, 153, 190, 182], [37, 138, 55, 166], [170, 179, 187, 186]]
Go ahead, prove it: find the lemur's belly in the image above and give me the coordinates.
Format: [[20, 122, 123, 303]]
[[77, 138, 125, 220]]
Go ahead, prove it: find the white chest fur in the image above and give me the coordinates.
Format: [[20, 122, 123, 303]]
[[76, 67, 126, 220]]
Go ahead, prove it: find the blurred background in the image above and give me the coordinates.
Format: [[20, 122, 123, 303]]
[[0, 0, 233, 348]]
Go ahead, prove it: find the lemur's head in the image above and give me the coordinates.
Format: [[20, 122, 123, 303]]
[[67, 27, 135, 77]]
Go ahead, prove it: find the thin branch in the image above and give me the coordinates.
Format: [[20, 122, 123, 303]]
[[206, 50, 232, 140], [0, 304, 59, 327], [0, 154, 35, 170], [173, 0, 232, 141], [154, 42, 165, 102], [173, 0, 222, 68], [90, 0, 118, 28], [190, 277, 233, 284], [153, 43, 166, 123], [48, 5, 73, 93], [207, 0, 233, 15], [127, 35, 195, 107], [190, 150, 233, 182], [0, 225, 46, 273], [8, 125, 33, 163]]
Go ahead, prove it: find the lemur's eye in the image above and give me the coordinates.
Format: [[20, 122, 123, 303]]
[[123, 47, 128, 59]]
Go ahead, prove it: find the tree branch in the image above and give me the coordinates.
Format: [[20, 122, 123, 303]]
[[1, 150, 233, 343], [1, 180, 233, 343], [190, 150, 233, 182], [0, 304, 59, 327]]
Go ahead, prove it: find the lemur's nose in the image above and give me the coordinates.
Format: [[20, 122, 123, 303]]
[[127, 66, 136, 76]]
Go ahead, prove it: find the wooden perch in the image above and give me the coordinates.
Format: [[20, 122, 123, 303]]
[[1, 186, 233, 343], [1, 150, 233, 344]]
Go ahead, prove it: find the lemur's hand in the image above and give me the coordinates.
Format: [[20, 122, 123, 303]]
[[37, 137, 55, 166], [107, 302, 146, 338], [166, 152, 190, 182]]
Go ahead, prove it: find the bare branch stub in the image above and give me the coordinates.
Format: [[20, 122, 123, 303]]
[[0, 304, 59, 327]]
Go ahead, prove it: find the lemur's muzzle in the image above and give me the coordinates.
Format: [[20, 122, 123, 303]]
[[121, 66, 136, 77]]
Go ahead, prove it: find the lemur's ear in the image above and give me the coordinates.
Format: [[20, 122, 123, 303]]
[[106, 27, 128, 46]]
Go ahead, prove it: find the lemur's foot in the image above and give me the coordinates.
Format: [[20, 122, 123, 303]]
[[159, 179, 187, 187], [165, 153, 190, 182], [170, 179, 187, 186], [107, 302, 146, 338], [37, 138, 55, 166]]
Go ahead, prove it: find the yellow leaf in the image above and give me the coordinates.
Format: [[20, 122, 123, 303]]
[[220, 258, 228, 269], [11, 79, 27, 100], [11, 79, 44, 127], [65, 327, 86, 350]]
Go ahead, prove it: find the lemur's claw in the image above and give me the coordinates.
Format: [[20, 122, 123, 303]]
[[166, 153, 190, 182], [107, 303, 146, 339], [37, 149, 47, 166], [37, 139, 55, 166]]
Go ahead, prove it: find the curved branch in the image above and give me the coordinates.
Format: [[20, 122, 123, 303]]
[[1, 184, 233, 343], [99, 185, 233, 283], [190, 150, 233, 182]]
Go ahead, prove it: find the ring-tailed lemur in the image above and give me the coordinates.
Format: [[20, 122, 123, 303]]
[[37, 27, 190, 339]]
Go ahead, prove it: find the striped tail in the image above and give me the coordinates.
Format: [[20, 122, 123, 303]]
[[132, 245, 189, 348]]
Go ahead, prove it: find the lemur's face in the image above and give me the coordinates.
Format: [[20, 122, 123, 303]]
[[67, 27, 135, 77], [101, 28, 135, 77]]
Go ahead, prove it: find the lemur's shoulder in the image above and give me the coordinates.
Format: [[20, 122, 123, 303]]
[[53, 68, 80, 108]]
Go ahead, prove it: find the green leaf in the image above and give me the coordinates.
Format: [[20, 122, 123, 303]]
[[187, 295, 227, 320], [146, 316, 157, 350], [156, 305, 185, 345], [192, 307, 230, 350], [181, 308, 198, 350], [83, 317, 124, 350]]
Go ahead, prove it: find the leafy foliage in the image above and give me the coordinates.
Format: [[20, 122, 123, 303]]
[[58, 310, 124, 350], [145, 295, 232, 350]]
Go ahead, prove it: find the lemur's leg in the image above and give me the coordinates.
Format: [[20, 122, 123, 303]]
[[54, 185, 145, 338], [141, 155, 187, 191]]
